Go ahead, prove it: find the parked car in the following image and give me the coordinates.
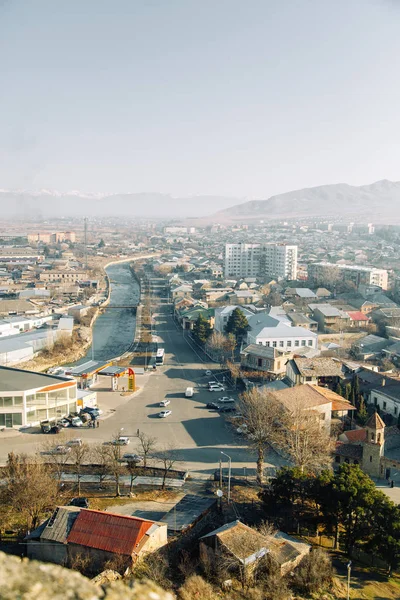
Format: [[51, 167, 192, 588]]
[[58, 418, 70, 428], [112, 436, 130, 445], [67, 438, 82, 446], [121, 453, 143, 463], [159, 399, 171, 407], [159, 410, 172, 418], [218, 397, 235, 403], [70, 416, 84, 428], [50, 425, 62, 434], [185, 387, 194, 397], [219, 406, 236, 413], [206, 402, 219, 409], [205, 370, 212, 376], [50, 445, 71, 455], [236, 424, 248, 434], [69, 497, 89, 508]]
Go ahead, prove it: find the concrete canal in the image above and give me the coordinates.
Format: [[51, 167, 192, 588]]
[[82, 262, 140, 362]]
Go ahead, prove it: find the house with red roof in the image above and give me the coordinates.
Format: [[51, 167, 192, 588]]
[[26, 507, 167, 572], [346, 311, 370, 328]]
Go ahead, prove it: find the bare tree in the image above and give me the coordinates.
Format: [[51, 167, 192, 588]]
[[69, 442, 91, 497], [237, 388, 282, 485], [279, 403, 334, 473], [41, 434, 71, 487], [136, 431, 157, 468], [104, 435, 125, 496], [155, 443, 180, 490], [206, 331, 228, 363], [226, 360, 240, 389], [3, 452, 59, 531], [92, 443, 110, 487]]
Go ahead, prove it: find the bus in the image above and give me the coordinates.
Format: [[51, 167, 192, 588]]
[[156, 348, 165, 365]]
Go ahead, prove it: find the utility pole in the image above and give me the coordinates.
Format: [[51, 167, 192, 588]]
[[84, 216, 88, 270], [346, 561, 351, 600], [221, 451, 232, 503]]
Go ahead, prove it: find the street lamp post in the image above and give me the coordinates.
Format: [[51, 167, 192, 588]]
[[221, 451, 232, 503], [346, 561, 352, 600]]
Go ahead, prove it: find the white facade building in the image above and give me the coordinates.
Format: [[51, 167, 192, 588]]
[[246, 313, 318, 351], [214, 305, 257, 333], [224, 243, 297, 281], [308, 262, 388, 290]]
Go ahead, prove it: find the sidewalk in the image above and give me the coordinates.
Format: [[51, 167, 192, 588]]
[[60, 473, 185, 488]]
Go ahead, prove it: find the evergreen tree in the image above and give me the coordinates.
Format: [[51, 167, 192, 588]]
[[192, 314, 211, 346], [353, 375, 360, 398], [357, 398, 368, 425], [335, 382, 343, 397], [344, 383, 352, 400], [225, 307, 249, 340]]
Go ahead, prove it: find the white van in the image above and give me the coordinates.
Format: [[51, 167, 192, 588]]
[[185, 387, 194, 398]]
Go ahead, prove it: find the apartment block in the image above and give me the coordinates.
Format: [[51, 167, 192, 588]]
[[308, 262, 388, 290], [224, 243, 297, 281]]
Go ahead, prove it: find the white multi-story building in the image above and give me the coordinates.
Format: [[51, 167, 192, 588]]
[[246, 313, 318, 351], [224, 243, 297, 281], [308, 262, 388, 290]]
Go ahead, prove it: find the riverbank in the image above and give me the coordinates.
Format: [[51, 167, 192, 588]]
[[14, 253, 159, 372]]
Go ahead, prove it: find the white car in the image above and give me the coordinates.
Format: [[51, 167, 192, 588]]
[[159, 410, 172, 418], [50, 445, 71, 455], [67, 438, 82, 446], [209, 386, 225, 392], [112, 436, 130, 445], [236, 424, 248, 434], [58, 418, 70, 428], [159, 399, 171, 407], [205, 370, 212, 376], [70, 417, 84, 428], [218, 397, 235, 403]]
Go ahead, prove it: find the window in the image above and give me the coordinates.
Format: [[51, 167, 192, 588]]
[[306, 376, 312, 382], [301, 340, 306, 346], [374, 397, 378, 405], [308, 340, 313, 346], [272, 341, 277, 348], [395, 407, 398, 416], [279, 341, 284, 347], [13, 396, 23, 405], [266, 341, 270, 347], [287, 340, 292, 348], [295, 340, 299, 347], [335, 455, 341, 463], [383, 402, 387, 410], [0, 413, 22, 427], [370, 455, 373, 463]]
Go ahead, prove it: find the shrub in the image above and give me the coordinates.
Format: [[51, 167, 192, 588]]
[[291, 548, 333, 595], [178, 575, 215, 600]]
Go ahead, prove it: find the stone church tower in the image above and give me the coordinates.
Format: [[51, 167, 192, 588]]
[[362, 412, 385, 478]]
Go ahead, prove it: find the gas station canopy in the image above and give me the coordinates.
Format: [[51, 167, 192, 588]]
[[98, 366, 127, 377]]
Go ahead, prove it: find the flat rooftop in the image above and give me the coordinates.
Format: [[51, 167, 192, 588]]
[[0, 366, 73, 393]]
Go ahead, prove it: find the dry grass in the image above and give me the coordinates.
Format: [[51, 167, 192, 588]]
[[88, 489, 177, 511]]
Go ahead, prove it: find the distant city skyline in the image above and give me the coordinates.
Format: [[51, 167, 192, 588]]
[[1, 1, 400, 200]]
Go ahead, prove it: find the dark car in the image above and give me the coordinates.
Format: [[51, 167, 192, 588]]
[[69, 497, 89, 508], [206, 402, 219, 409], [219, 406, 236, 413]]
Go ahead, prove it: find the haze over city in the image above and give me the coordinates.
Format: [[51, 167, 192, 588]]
[[1, 0, 400, 206]]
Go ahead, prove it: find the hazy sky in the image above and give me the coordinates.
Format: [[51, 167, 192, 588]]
[[1, 0, 399, 198]]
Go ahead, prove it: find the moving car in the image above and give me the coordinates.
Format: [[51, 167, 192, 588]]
[[112, 436, 130, 445], [209, 386, 225, 392], [185, 387, 194, 398], [218, 397, 235, 403], [121, 453, 143, 463], [159, 399, 171, 407], [159, 410, 172, 418]]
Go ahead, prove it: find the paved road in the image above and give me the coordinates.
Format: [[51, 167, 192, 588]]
[[0, 304, 285, 477]]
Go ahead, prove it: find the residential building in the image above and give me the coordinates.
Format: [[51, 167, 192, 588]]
[[351, 334, 391, 359], [224, 243, 297, 281], [39, 270, 87, 283], [286, 357, 344, 387], [214, 305, 257, 333], [369, 382, 400, 419], [240, 344, 293, 377], [346, 311, 370, 328], [308, 303, 350, 332], [26, 507, 167, 569], [308, 262, 388, 291], [287, 312, 318, 331], [199, 521, 310, 577], [0, 366, 78, 428]]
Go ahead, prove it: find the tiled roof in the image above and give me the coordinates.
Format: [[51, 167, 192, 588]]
[[67, 509, 155, 556], [291, 357, 344, 378], [365, 412, 385, 430], [346, 311, 369, 321], [336, 442, 363, 460], [342, 429, 367, 443]]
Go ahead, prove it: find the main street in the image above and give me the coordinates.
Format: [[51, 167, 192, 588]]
[[0, 304, 285, 477]]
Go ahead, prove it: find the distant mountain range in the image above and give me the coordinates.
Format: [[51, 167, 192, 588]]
[[210, 180, 400, 223], [0, 190, 241, 220], [1, 179, 399, 222]]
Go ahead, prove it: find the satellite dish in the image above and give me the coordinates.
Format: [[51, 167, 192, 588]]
[[216, 489, 223, 498]]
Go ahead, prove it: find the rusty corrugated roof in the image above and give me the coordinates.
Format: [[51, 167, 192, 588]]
[[66, 509, 154, 556]]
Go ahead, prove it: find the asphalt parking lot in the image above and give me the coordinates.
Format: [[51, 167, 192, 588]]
[[0, 305, 285, 476]]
